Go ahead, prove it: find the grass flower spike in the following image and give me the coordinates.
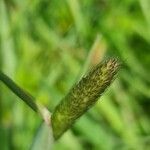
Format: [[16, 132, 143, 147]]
[[51, 58, 120, 139]]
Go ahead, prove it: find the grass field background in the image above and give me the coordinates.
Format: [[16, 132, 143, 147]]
[[0, 0, 150, 149]]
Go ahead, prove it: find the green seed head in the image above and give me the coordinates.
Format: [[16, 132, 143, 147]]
[[51, 58, 120, 139]]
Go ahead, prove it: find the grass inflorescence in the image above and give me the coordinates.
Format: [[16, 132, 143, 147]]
[[51, 58, 120, 139]]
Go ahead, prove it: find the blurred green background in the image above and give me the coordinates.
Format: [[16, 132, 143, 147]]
[[0, 0, 150, 149]]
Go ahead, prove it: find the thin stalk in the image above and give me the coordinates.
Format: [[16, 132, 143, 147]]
[[0, 71, 38, 112], [0, 71, 51, 125]]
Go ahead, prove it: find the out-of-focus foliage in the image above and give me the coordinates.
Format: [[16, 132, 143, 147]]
[[0, 0, 150, 149]]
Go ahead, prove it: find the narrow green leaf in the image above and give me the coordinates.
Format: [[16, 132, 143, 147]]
[[31, 123, 54, 150]]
